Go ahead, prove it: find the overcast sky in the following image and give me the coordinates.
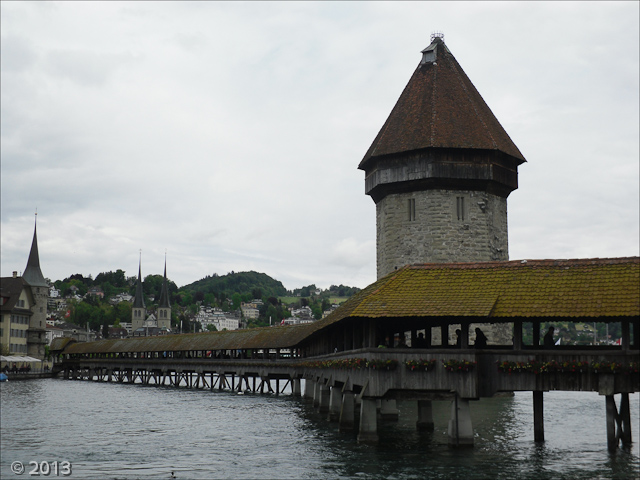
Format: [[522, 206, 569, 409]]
[[1, 2, 638, 291]]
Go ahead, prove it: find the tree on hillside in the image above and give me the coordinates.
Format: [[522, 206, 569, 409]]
[[95, 270, 127, 289], [231, 293, 242, 310]]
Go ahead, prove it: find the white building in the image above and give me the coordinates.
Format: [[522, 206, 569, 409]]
[[195, 306, 239, 331], [241, 302, 259, 320]]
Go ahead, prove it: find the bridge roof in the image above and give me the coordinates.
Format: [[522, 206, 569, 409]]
[[324, 257, 640, 321], [62, 322, 316, 355], [60, 257, 638, 355]]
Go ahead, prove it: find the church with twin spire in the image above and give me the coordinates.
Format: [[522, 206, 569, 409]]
[[131, 255, 172, 336]]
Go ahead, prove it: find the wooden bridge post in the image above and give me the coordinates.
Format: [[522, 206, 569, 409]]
[[313, 380, 321, 407], [513, 322, 523, 350], [291, 378, 301, 397], [447, 395, 474, 447], [621, 320, 630, 350], [606, 393, 633, 451], [328, 386, 342, 421], [416, 400, 434, 431], [339, 383, 355, 432], [533, 321, 541, 348], [460, 324, 470, 349], [533, 391, 544, 442], [357, 397, 379, 443], [379, 399, 399, 421], [302, 378, 314, 400], [319, 384, 331, 413], [620, 393, 633, 447]]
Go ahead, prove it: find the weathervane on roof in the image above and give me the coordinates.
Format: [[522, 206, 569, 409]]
[[430, 31, 444, 42]]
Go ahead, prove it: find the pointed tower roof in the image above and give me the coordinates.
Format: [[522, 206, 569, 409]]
[[23, 215, 48, 287], [132, 255, 146, 309], [157, 256, 171, 309], [359, 36, 525, 170]]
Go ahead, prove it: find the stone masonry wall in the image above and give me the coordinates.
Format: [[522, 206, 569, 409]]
[[377, 188, 512, 346], [376, 189, 508, 278]]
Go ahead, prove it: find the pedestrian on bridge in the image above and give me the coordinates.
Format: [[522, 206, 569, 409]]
[[544, 326, 555, 349], [474, 328, 487, 349]]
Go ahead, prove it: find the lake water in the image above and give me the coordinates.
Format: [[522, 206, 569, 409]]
[[1, 378, 638, 479]]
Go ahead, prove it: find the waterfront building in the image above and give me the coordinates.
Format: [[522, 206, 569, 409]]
[[0, 218, 48, 358]]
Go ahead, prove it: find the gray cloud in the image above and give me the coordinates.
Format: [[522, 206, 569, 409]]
[[1, 2, 638, 290]]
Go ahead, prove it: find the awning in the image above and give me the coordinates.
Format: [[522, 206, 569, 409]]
[[0, 356, 42, 363]]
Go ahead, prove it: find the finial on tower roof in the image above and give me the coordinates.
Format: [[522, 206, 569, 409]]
[[430, 32, 444, 43]]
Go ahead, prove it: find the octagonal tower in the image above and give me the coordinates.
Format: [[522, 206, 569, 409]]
[[360, 35, 526, 279]]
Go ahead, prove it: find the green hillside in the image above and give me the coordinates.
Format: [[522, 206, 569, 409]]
[[181, 271, 287, 298]]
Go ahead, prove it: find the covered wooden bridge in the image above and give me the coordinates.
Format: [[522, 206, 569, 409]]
[[53, 257, 639, 450]]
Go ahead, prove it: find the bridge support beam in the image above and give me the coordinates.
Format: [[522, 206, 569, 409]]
[[533, 391, 544, 442], [379, 399, 399, 421], [339, 391, 356, 432], [416, 400, 434, 431], [319, 385, 331, 414], [291, 378, 301, 397], [303, 378, 314, 400], [357, 397, 379, 443], [313, 381, 321, 407], [606, 393, 633, 451], [448, 395, 473, 447], [328, 386, 342, 421]]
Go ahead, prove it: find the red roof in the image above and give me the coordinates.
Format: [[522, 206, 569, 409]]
[[360, 37, 525, 169]]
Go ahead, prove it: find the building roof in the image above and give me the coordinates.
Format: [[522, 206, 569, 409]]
[[57, 257, 639, 356], [49, 337, 76, 353], [321, 257, 640, 322], [0, 277, 34, 315], [359, 37, 525, 170], [22, 221, 48, 288], [62, 323, 316, 355]]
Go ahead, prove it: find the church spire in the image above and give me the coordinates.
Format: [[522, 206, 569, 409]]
[[157, 253, 171, 309], [132, 251, 146, 309], [23, 213, 48, 287]]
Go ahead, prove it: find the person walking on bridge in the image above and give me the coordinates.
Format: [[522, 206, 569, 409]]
[[543, 326, 555, 349], [474, 328, 487, 349]]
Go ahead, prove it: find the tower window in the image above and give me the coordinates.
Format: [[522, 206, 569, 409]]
[[408, 198, 416, 221], [456, 197, 465, 221]]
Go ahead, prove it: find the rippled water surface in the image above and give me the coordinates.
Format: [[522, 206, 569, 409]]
[[1, 379, 638, 479]]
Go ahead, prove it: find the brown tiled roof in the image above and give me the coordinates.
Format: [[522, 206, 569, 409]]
[[323, 258, 639, 321], [59, 258, 639, 355], [49, 337, 76, 353], [0, 277, 33, 315], [360, 37, 525, 169], [63, 323, 318, 355]]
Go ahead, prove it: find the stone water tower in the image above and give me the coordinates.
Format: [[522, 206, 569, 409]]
[[359, 35, 526, 279]]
